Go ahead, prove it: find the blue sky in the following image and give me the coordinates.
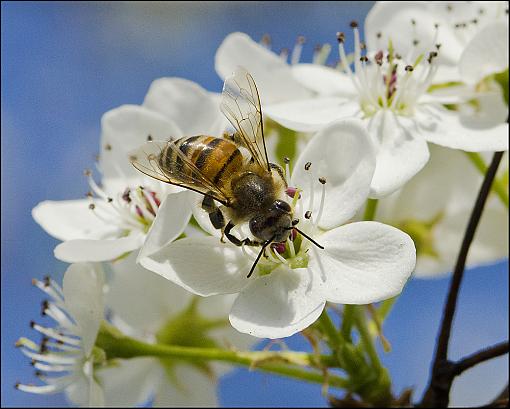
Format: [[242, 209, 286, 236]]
[[2, 2, 508, 407]]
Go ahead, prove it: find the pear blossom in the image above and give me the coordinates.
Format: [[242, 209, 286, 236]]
[[32, 77, 229, 262], [98, 253, 256, 407], [138, 119, 416, 339], [376, 145, 509, 278], [215, 30, 508, 198], [365, 1, 509, 83], [15, 264, 105, 407]]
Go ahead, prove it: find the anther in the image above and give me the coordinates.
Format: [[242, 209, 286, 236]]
[[261, 33, 272, 46], [14, 382, 20, 389], [30, 321, 35, 328], [360, 56, 368, 62], [305, 211, 312, 219], [350, 21, 358, 28], [411, 19, 416, 26], [376, 32, 382, 39], [471, 18, 478, 24], [41, 300, 49, 315], [292, 219, 299, 226], [83, 169, 92, 177], [413, 39, 419, 46], [86, 191, 93, 198], [107, 197, 113, 203], [435, 43, 441, 50], [375, 50, 383, 65], [318, 177, 326, 184], [360, 41, 366, 50], [88, 203, 95, 210], [147, 135, 153, 142], [336, 32, 345, 43], [297, 35, 305, 44], [43, 276, 50, 287], [31, 278, 37, 286], [283, 157, 290, 164], [434, 23, 439, 29], [395, 53, 402, 60], [129, 154, 137, 162], [405, 65, 414, 72], [104, 143, 112, 151], [304, 162, 312, 171]]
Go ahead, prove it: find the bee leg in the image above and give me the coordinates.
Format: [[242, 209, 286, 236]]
[[224, 221, 259, 247], [202, 195, 226, 230]]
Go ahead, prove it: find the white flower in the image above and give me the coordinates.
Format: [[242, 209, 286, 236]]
[[32, 77, 227, 262], [365, 1, 509, 83], [16, 264, 105, 407], [138, 119, 416, 339], [215, 30, 508, 198], [97, 253, 256, 407], [377, 145, 509, 278]]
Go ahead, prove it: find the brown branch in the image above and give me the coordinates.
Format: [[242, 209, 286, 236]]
[[420, 151, 505, 407], [452, 341, 509, 376]]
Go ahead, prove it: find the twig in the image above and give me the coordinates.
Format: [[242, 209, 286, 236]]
[[420, 151, 505, 407], [452, 341, 509, 376]]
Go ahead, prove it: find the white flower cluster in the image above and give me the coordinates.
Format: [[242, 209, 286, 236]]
[[17, 1, 508, 406]]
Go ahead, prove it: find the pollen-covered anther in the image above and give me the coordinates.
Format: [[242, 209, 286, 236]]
[[318, 177, 326, 185], [88, 203, 95, 210], [405, 65, 414, 72], [304, 162, 312, 171], [147, 135, 153, 141], [350, 20, 358, 28], [336, 32, 345, 44], [305, 210, 312, 219]]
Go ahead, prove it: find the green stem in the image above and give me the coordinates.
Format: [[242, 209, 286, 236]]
[[96, 322, 347, 389], [341, 305, 355, 342], [352, 306, 383, 373], [465, 152, 508, 208], [377, 297, 398, 322], [318, 309, 344, 348], [363, 198, 379, 221]]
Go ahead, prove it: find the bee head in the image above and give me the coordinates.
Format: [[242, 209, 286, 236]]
[[249, 200, 293, 243]]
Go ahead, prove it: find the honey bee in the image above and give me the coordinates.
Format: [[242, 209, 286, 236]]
[[130, 67, 318, 277]]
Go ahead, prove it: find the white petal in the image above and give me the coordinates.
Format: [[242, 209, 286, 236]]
[[189, 192, 221, 238], [292, 119, 376, 228], [138, 191, 192, 259], [107, 253, 192, 333], [229, 266, 326, 339], [459, 21, 509, 84], [88, 376, 105, 407], [32, 200, 114, 241], [310, 222, 416, 304], [139, 236, 251, 296], [62, 263, 104, 355], [99, 357, 159, 407], [291, 64, 357, 96], [153, 364, 218, 407], [265, 98, 360, 132], [100, 105, 182, 182], [215, 32, 311, 104], [418, 104, 509, 152], [143, 78, 225, 136], [54, 232, 145, 263], [368, 110, 430, 198], [365, 2, 462, 65]]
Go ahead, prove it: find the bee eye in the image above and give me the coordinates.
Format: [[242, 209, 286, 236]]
[[273, 200, 291, 213]]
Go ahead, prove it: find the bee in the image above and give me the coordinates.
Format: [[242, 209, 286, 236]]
[[130, 67, 319, 277]]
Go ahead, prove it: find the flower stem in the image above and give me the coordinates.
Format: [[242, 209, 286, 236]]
[[363, 198, 379, 221], [352, 306, 383, 373], [96, 322, 347, 389], [465, 152, 508, 208]]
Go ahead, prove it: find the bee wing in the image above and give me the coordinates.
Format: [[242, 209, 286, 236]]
[[221, 67, 270, 172], [129, 140, 230, 206]]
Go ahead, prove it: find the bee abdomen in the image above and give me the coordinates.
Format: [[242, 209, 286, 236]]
[[161, 136, 243, 188]]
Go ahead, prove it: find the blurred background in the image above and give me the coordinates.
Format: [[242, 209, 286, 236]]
[[1, 2, 508, 407]]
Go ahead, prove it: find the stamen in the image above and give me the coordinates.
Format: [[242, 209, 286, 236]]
[[314, 178, 327, 228], [279, 48, 289, 62], [291, 36, 305, 65], [261, 33, 272, 49]]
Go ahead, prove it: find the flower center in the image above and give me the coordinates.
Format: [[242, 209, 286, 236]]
[[337, 21, 440, 117], [85, 170, 162, 235]]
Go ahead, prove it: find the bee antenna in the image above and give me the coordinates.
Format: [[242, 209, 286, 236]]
[[294, 227, 324, 250], [247, 237, 275, 278]]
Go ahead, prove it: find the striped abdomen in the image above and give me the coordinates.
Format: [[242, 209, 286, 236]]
[[160, 135, 243, 189]]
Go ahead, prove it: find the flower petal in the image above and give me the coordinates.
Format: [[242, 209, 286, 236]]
[[368, 110, 430, 198], [138, 191, 192, 259], [459, 21, 509, 84], [32, 199, 114, 241], [417, 104, 509, 152], [291, 64, 357, 96], [153, 364, 218, 407], [139, 236, 251, 296], [98, 357, 159, 407], [229, 266, 325, 339], [54, 231, 145, 263], [310, 222, 416, 304], [292, 118, 376, 228], [265, 98, 360, 133], [62, 263, 104, 355], [143, 78, 226, 136], [215, 32, 311, 104], [107, 253, 192, 333], [100, 105, 182, 182]]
